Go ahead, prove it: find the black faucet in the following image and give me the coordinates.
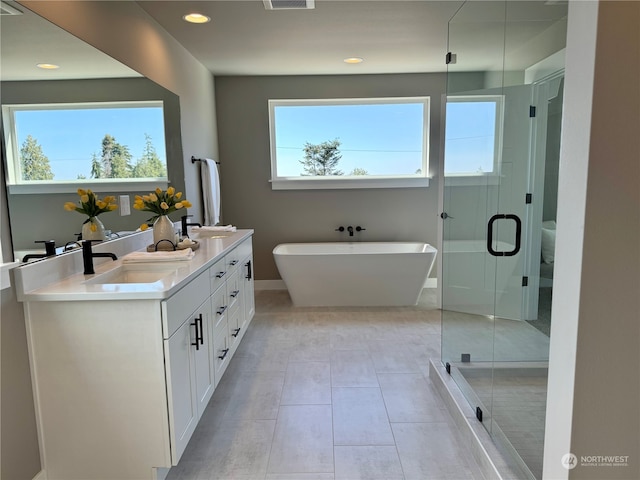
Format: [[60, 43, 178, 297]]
[[64, 241, 82, 252], [347, 226, 354, 237], [181, 215, 202, 238], [82, 240, 117, 275], [22, 240, 57, 262]]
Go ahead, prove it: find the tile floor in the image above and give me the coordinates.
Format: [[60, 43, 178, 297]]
[[166, 290, 486, 480]]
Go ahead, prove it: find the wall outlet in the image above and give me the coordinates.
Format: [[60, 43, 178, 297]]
[[119, 195, 131, 216]]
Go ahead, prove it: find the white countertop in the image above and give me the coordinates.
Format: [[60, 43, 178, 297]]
[[15, 229, 253, 302]]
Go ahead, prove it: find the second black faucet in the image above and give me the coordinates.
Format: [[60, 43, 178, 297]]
[[335, 226, 367, 237]]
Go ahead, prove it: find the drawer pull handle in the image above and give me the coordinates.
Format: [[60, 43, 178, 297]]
[[232, 327, 241, 338], [229, 259, 239, 266], [196, 314, 204, 345], [230, 290, 240, 298], [218, 348, 229, 360], [190, 320, 200, 351], [216, 271, 226, 279], [245, 260, 252, 280], [216, 305, 228, 315]]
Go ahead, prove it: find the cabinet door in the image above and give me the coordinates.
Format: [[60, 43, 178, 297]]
[[241, 255, 255, 329], [164, 319, 198, 464], [193, 298, 214, 418]]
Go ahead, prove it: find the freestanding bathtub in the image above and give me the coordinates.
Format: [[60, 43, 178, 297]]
[[273, 242, 437, 307]]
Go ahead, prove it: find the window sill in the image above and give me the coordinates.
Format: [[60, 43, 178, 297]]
[[270, 176, 429, 190], [444, 174, 500, 187], [7, 180, 169, 195]]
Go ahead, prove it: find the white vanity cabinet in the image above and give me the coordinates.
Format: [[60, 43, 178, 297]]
[[19, 231, 255, 480], [164, 239, 255, 464]]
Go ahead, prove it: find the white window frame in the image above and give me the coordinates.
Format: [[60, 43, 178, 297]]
[[2, 101, 169, 194], [444, 95, 504, 186], [268, 97, 430, 190]]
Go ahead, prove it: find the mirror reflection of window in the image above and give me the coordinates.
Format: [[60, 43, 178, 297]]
[[3, 101, 167, 184]]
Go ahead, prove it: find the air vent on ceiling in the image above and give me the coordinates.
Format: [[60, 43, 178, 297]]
[[0, 1, 22, 15], [263, 0, 315, 10]]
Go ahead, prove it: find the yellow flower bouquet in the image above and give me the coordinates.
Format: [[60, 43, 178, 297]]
[[64, 189, 117, 232], [133, 187, 192, 231], [64, 189, 117, 241]]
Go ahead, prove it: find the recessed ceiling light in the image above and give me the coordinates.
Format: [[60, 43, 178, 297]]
[[36, 63, 59, 70], [183, 13, 211, 24], [343, 57, 364, 65]]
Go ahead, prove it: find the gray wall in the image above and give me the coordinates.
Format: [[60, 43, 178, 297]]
[[215, 73, 446, 280], [567, 1, 639, 477], [2, 77, 184, 251], [543, 1, 640, 478]]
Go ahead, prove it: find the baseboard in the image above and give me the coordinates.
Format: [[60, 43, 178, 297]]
[[257, 278, 437, 291], [255, 279, 286, 290], [154, 467, 170, 480], [32, 470, 46, 480]]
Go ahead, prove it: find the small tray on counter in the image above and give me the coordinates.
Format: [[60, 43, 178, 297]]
[[146, 239, 199, 252]]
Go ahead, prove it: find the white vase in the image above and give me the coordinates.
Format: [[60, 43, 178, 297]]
[[82, 216, 107, 241], [153, 215, 175, 248]]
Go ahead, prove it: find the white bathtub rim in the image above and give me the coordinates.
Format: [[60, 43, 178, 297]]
[[273, 241, 437, 256]]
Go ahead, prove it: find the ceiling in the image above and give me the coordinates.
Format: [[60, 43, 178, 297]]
[[0, 1, 139, 80], [1, 0, 568, 81], [138, 0, 567, 75], [137, 0, 464, 76]]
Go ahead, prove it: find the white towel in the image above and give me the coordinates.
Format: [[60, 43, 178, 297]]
[[191, 225, 237, 233], [122, 249, 194, 263], [201, 159, 220, 226]]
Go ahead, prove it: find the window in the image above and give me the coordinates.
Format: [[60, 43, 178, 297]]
[[268, 97, 430, 189], [3, 101, 168, 193], [444, 95, 503, 181]]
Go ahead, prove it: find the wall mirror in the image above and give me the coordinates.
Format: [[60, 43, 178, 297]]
[[0, 1, 184, 262]]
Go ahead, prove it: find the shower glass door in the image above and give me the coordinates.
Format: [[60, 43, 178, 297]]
[[441, 1, 566, 479], [441, 0, 508, 436]]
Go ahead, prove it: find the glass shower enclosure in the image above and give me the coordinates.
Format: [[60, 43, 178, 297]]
[[440, 1, 566, 478]]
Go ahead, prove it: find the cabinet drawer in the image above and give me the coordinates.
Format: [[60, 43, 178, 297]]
[[210, 284, 228, 331], [236, 237, 252, 261], [226, 269, 241, 311], [209, 256, 227, 294], [228, 304, 242, 353], [225, 248, 242, 274], [212, 318, 230, 386], [162, 270, 209, 339]]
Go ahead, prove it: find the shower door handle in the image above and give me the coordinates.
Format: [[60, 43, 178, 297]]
[[487, 214, 521, 257]]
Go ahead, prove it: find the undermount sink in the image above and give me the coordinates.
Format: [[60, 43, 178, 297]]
[[189, 231, 234, 240], [84, 264, 179, 285]]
